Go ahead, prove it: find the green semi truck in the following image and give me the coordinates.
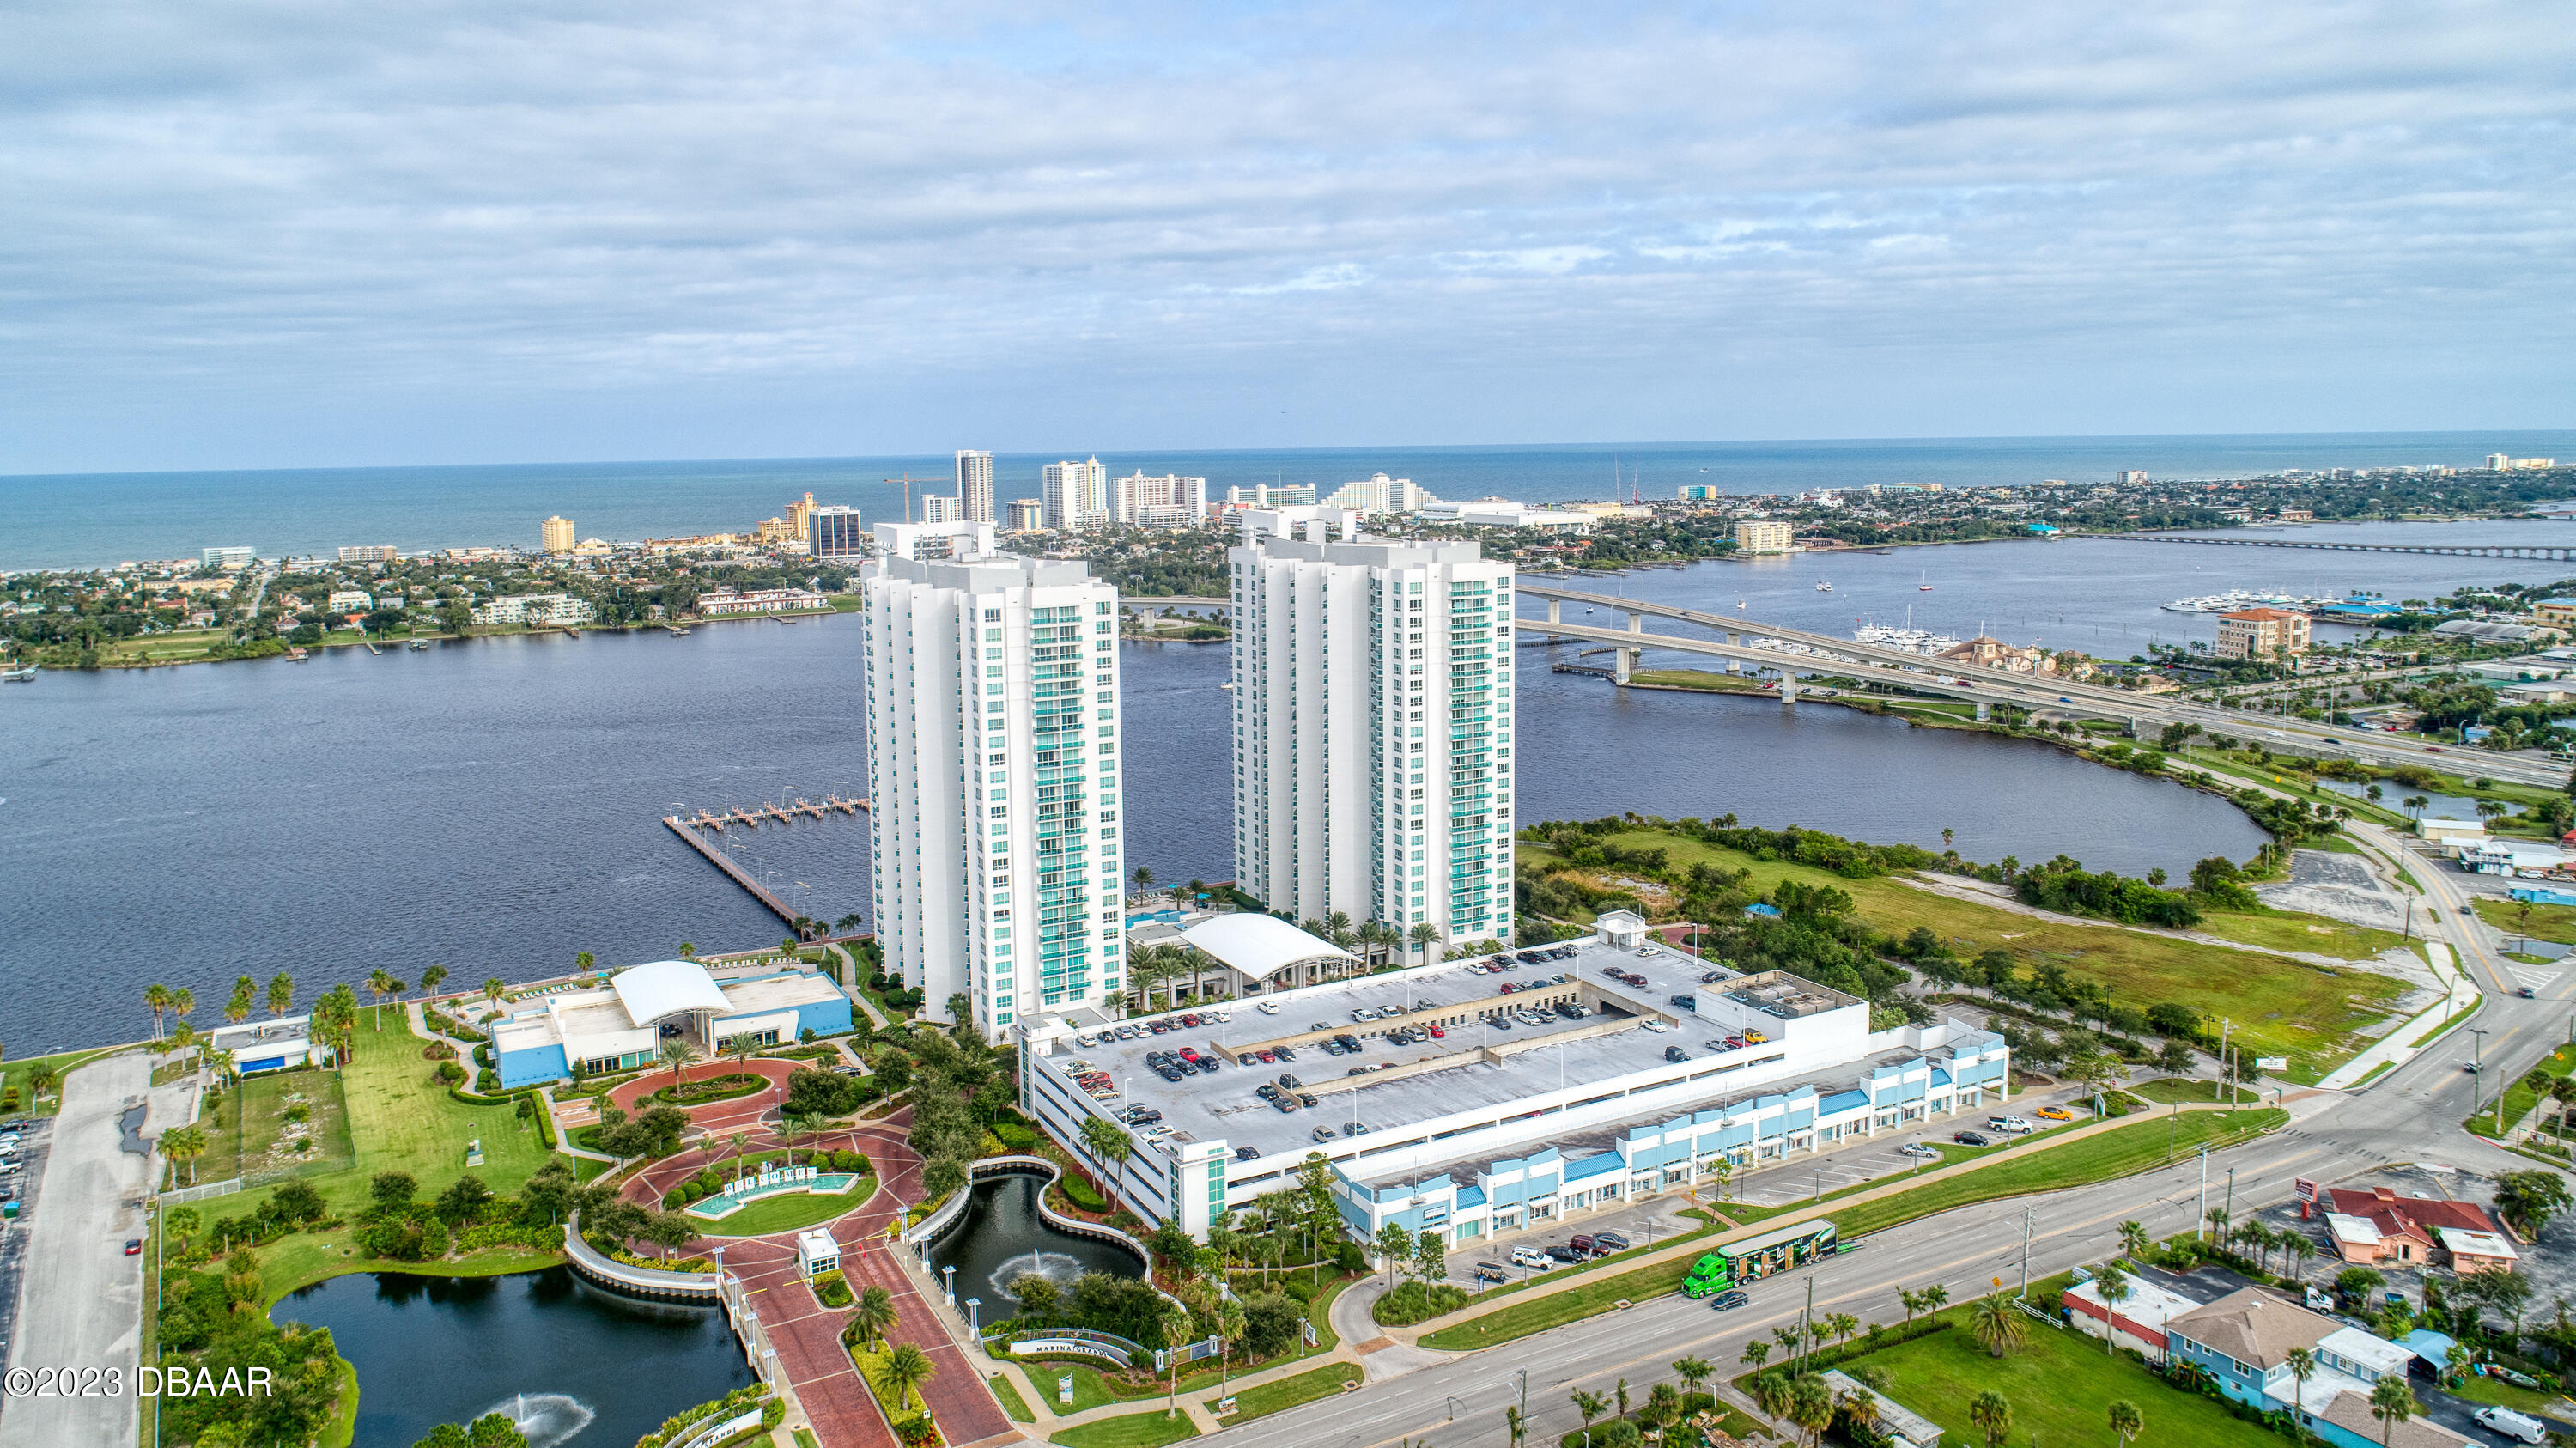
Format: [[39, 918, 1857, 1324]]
[[1680, 1218, 1838, 1296]]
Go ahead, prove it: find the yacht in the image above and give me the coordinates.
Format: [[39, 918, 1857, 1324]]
[[1814, 581, 1832, 593], [1917, 570, 1933, 592], [1, 663, 36, 682], [285, 647, 308, 662]]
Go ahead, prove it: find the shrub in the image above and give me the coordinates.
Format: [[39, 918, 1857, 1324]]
[[1374, 1281, 1470, 1325], [435, 1061, 466, 1086], [993, 1123, 1038, 1152]]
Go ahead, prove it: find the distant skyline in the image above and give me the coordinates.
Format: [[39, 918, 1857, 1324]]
[[3, 3, 2571, 474]]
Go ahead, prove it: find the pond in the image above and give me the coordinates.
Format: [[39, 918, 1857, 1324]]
[[927, 1171, 1147, 1311], [274, 1267, 754, 1448]]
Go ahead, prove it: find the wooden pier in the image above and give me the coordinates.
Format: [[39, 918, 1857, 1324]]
[[681, 795, 866, 832], [662, 815, 802, 923]]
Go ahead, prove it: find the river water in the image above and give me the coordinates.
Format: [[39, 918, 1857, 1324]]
[[274, 1267, 754, 1448], [3, 522, 2562, 1053], [927, 1171, 1148, 1311]]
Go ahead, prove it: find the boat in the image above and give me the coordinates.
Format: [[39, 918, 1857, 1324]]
[[1917, 570, 1933, 592], [1853, 624, 1962, 655], [1, 664, 36, 682], [285, 648, 308, 662], [409, 638, 430, 650], [1219, 681, 1236, 690], [1814, 581, 1832, 593], [2160, 588, 2326, 615]]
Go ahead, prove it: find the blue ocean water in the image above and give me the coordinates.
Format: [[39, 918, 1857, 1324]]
[[6, 430, 2573, 572]]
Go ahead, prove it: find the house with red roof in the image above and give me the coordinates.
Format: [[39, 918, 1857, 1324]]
[[2320, 1187, 2507, 1273]]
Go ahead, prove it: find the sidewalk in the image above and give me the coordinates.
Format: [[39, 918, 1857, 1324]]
[[2317, 940, 2473, 1089]]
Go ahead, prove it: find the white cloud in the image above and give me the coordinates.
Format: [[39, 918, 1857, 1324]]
[[0, 0, 2570, 469]]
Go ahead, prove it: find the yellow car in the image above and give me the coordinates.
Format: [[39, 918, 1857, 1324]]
[[2035, 1106, 2073, 1122], [1742, 1029, 1769, 1045]]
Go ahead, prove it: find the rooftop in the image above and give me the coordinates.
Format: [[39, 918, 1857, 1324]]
[[2169, 1286, 2335, 1368], [1178, 914, 1357, 982]]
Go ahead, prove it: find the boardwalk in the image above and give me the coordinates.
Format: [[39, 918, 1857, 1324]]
[[662, 815, 804, 922]]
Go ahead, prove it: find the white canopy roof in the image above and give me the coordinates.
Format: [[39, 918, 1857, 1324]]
[[1178, 914, 1357, 982], [611, 959, 733, 1025]]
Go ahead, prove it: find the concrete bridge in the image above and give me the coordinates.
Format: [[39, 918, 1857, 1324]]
[[2111, 534, 2576, 561]]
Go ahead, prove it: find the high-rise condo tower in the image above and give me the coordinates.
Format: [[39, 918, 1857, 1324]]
[[864, 519, 1125, 1041], [957, 450, 996, 524], [1229, 507, 1515, 952]]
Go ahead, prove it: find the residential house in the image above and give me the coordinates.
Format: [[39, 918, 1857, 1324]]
[[2167, 1288, 2458, 1448], [2433, 1227, 2520, 1275], [1934, 636, 2057, 674]]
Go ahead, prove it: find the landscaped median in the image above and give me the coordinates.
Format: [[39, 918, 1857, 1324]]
[[1204, 1362, 1362, 1425], [1048, 1408, 1201, 1448], [1415, 1104, 2285, 1351]]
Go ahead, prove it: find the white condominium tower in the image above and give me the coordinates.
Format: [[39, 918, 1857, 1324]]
[[864, 518, 1127, 1042], [1230, 507, 1514, 948], [1042, 458, 1110, 530], [956, 450, 996, 524]]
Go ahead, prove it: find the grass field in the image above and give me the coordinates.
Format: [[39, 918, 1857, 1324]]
[[1532, 830, 2410, 1077], [2475, 897, 2576, 946], [2127, 1079, 2251, 1104], [1206, 1362, 1361, 1423], [0, 1043, 135, 1120], [1418, 1108, 2283, 1350], [1833, 1311, 2278, 1447], [1049, 1408, 1200, 1448], [2469, 1044, 2576, 1139], [204, 1067, 355, 1184], [216, 1036, 569, 1300], [693, 1177, 876, 1236], [990, 1374, 1036, 1423]]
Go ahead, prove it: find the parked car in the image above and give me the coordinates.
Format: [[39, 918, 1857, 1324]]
[[1510, 1246, 1552, 1269], [1544, 1244, 1582, 1264], [1988, 1115, 2034, 1134], [1591, 1231, 1630, 1251], [1898, 1141, 1940, 1159], [1311, 1126, 1336, 1142], [1235, 1146, 1261, 1161], [1569, 1234, 1597, 1256], [1641, 1019, 1671, 1034], [1953, 1129, 1992, 1147], [1664, 1045, 1688, 1063], [125, 1238, 143, 1256], [2035, 1106, 2073, 1122]]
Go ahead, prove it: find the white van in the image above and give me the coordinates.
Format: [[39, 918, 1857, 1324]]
[[2473, 1407, 2546, 1445]]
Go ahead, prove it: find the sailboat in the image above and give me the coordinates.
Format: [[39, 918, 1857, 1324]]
[[1917, 570, 1934, 592]]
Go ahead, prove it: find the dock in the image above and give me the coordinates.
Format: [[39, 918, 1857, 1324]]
[[662, 815, 802, 924], [680, 795, 866, 832]]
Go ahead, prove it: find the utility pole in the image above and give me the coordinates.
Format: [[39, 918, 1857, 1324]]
[[2470, 1027, 2489, 1120], [2020, 1203, 2033, 1299], [2197, 1147, 2210, 1238], [2225, 1167, 2235, 1227], [2219, 1017, 2232, 1104]]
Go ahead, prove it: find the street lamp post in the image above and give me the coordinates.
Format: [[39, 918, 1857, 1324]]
[[2470, 1028, 2490, 1119]]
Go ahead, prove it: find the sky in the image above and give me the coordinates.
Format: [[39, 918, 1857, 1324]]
[[3, 0, 2571, 474]]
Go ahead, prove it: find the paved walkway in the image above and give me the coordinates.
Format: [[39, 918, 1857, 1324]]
[[2318, 940, 2475, 1088]]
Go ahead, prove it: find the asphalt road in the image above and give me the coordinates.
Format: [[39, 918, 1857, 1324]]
[[0, 1053, 153, 1446], [0, 1120, 52, 1374], [1210, 816, 2569, 1448]]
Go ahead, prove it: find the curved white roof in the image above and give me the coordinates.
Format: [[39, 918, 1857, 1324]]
[[611, 959, 732, 1025], [1178, 914, 1357, 981]]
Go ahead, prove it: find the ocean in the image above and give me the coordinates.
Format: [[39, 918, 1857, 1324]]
[[7, 429, 2575, 573]]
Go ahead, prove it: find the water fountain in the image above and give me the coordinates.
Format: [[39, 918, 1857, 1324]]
[[927, 1171, 1145, 1313], [478, 1391, 596, 1448]]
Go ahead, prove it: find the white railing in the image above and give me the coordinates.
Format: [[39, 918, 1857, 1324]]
[[676, 1407, 767, 1448], [159, 1177, 245, 1205]]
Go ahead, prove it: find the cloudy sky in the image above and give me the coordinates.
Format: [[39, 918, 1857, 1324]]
[[3, 0, 2570, 472]]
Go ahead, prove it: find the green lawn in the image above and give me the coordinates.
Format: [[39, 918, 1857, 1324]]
[[989, 1374, 1036, 1423], [1839, 1315, 2279, 1447], [693, 1177, 875, 1237], [2470, 1044, 2576, 1139], [2475, 897, 2576, 946], [1206, 1362, 1360, 1422], [1537, 830, 2409, 1076], [2450, 1372, 2574, 1421], [1049, 1408, 1201, 1448], [1419, 1108, 2282, 1351], [2127, 1079, 2251, 1105]]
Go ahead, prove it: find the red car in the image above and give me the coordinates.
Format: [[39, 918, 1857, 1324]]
[[125, 1239, 143, 1256], [1257, 1049, 1277, 1064], [1428, 1026, 1445, 1039], [1178, 1047, 1200, 1062]]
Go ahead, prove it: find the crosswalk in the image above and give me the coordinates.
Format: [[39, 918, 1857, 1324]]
[[2512, 965, 2563, 991]]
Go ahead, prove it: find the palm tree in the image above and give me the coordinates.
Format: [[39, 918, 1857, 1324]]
[[2107, 1398, 2144, 1448], [1897, 1287, 1924, 1324], [169, 986, 196, 1029], [881, 1342, 933, 1415], [266, 972, 294, 1020], [1671, 1356, 1710, 1400], [1827, 1311, 1860, 1347], [1918, 1282, 1950, 1317], [225, 975, 255, 1025], [1159, 1305, 1192, 1417], [1504, 1405, 1525, 1448], [2402, 794, 2428, 821], [1080, 1115, 1133, 1209], [421, 964, 448, 1001], [853, 1285, 896, 1351], [1970, 1390, 2013, 1448], [1409, 921, 1441, 967], [2284, 1232, 2318, 1283], [161, 1124, 209, 1184], [659, 1037, 701, 1087], [2119, 1220, 2152, 1262], [1570, 1388, 1607, 1433], [1740, 1341, 1770, 1369], [2549, 1074, 2576, 1143], [2093, 1262, 2133, 1354], [1784, 1375, 1833, 1448], [2368, 1374, 2416, 1446], [482, 976, 507, 1017], [726, 1131, 750, 1181], [144, 983, 171, 1041], [1969, 1292, 2027, 1359], [1132, 865, 1155, 892], [575, 950, 594, 977], [367, 970, 394, 1027], [2285, 1347, 2317, 1445]]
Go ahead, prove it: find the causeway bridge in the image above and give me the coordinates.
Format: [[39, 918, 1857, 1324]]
[[2107, 534, 2576, 562]]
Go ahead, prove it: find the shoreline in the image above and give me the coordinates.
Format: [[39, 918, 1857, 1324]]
[[5, 605, 850, 672]]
